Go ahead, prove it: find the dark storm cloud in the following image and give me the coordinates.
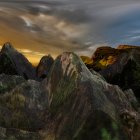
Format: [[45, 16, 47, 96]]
[[0, 15, 25, 31], [0, 0, 140, 60], [52, 8, 91, 24], [25, 6, 50, 15], [0, 5, 43, 33], [20, 2, 91, 25]]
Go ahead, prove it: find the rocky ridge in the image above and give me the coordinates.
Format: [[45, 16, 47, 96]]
[[0, 43, 139, 140], [0, 43, 36, 80], [81, 45, 140, 100]]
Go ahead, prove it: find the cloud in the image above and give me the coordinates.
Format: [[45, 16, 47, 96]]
[[0, 0, 140, 63], [51, 8, 91, 24], [21, 16, 33, 27], [75, 43, 109, 57], [18, 48, 46, 56]]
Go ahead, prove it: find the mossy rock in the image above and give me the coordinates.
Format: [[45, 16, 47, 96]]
[[0, 80, 48, 131], [0, 74, 25, 94]]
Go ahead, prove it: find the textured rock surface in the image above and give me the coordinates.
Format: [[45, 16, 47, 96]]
[[124, 89, 140, 111], [0, 127, 41, 140], [82, 45, 140, 100], [41, 52, 140, 140], [91, 46, 122, 71], [0, 74, 25, 94], [0, 80, 48, 131], [0, 45, 139, 140], [99, 47, 140, 100], [0, 43, 36, 80], [36, 55, 54, 79], [80, 56, 93, 69]]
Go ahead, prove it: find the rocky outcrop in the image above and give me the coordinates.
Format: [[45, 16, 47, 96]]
[[36, 55, 54, 79], [124, 89, 140, 111], [91, 46, 126, 71], [41, 52, 140, 140], [0, 80, 48, 131], [82, 45, 140, 100], [99, 47, 140, 100], [0, 43, 36, 80], [0, 74, 25, 94], [80, 56, 93, 69]]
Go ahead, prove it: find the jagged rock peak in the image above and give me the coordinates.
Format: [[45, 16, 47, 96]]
[[36, 54, 54, 79], [1, 42, 16, 53], [40, 54, 53, 63], [0, 42, 36, 80]]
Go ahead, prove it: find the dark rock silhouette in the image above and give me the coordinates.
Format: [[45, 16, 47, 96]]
[[36, 55, 54, 79], [0, 42, 36, 80]]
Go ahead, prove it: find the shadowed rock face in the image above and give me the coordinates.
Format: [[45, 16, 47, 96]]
[[0, 74, 26, 94], [124, 89, 140, 111], [42, 52, 140, 140], [36, 55, 54, 79], [0, 74, 49, 139], [0, 43, 36, 80], [80, 56, 93, 69], [0, 79, 48, 132], [82, 45, 140, 100], [99, 46, 140, 100], [91, 46, 124, 71]]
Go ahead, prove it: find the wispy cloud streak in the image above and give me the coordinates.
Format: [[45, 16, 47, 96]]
[[0, 0, 140, 62]]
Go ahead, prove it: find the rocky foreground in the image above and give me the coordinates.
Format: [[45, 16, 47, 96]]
[[0, 43, 139, 140]]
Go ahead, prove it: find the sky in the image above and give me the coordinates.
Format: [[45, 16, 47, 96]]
[[0, 0, 140, 64]]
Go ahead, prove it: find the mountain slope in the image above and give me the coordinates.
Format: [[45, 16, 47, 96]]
[[0, 43, 36, 80], [42, 52, 139, 140], [82, 45, 140, 100]]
